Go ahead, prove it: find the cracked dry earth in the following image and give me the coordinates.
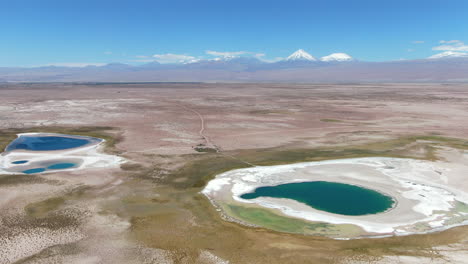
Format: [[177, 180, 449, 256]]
[[1, 83, 468, 263]]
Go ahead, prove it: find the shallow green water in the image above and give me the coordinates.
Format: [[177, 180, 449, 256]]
[[240, 181, 395, 216]]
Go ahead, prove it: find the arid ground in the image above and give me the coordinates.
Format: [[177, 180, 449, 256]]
[[1, 82, 468, 263]]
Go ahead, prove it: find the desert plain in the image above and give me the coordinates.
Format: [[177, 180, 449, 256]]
[[1, 82, 468, 263]]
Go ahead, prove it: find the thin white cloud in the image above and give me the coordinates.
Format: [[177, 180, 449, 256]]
[[43, 62, 107, 67], [439, 40, 461, 44], [132, 59, 157, 63], [433, 40, 468, 52], [412, 41, 425, 44], [132, 55, 154, 62], [152, 53, 197, 63], [205, 50, 274, 62], [258, 56, 284, 63], [205, 50, 250, 58], [428, 51, 468, 59], [254, 53, 266, 58], [136, 50, 270, 64], [104, 51, 112, 55]]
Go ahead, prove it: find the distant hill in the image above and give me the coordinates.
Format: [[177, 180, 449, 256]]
[[1, 52, 468, 82]]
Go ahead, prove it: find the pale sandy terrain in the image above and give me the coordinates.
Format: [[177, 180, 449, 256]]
[[1, 83, 468, 155], [1, 83, 468, 263]]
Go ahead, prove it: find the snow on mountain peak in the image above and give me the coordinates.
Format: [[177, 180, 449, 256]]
[[428, 51, 468, 59], [286, 49, 317, 61], [320, 53, 353, 62]]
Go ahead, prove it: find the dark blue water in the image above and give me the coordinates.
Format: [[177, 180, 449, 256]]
[[22, 168, 46, 174], [6, 135, 94, 151], [12, 160, 29, 164], [47, 163, 77, 170], [240, 181, 395, 216]]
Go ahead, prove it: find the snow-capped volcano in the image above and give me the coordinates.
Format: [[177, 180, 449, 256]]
[[320, 53, 353, 62], [286, 49, 317, 61], [428, 51, 468, 59]]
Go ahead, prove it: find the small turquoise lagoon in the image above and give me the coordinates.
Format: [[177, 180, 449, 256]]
[[240, 181, 395, 216], [22, 163, 79, 174], [2, 133, 96, 175], [47, 163, 77, 170], [22, 168, 47, 174], [6, 134, 100, 152]]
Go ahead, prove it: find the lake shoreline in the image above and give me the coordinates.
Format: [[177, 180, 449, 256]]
[[0, 132, 125, 175], [202, 156, 468, 238]]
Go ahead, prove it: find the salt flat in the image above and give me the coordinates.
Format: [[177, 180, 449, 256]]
[[1, 83, 468, 263]]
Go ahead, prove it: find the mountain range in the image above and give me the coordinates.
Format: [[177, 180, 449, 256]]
[[1, 49, 468, 82]]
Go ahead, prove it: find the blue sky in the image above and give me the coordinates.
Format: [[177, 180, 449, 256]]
[[1, 0, 467, 66]]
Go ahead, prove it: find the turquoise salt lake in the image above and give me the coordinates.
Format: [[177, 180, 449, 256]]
[[4, 134, 96, 174], [22, 168, 47, 174], [6, 135, 99, 152], [47, 163, 77, 170], [240, 181, 395, 216]]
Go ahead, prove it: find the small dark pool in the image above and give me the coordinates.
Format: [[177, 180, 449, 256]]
[[12, 160, 29, 164], [6, 135, 98, 151], [240, 181, 395, 216]]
